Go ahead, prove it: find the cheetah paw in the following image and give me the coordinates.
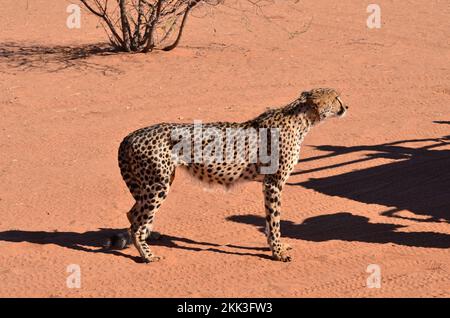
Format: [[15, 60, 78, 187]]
[[281, 243, 293, 251], [273, 251, 292, 262], [141, 255, 164, 263]]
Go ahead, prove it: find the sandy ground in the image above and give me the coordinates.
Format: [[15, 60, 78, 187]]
[[0, 0, 449, 297]]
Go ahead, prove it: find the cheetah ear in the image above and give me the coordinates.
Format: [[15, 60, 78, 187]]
[[301, 91, 325, 122], [299, 90, 311, 103]]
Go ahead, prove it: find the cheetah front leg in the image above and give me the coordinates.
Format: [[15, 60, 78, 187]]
[[263, 176, 292, 262]]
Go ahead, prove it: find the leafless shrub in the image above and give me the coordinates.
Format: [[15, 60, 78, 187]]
[[80, 0, 223, 52], [80, 0, 308, 53]]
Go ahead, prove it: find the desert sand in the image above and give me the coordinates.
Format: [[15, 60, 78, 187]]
[[0, 0, 449, 297]]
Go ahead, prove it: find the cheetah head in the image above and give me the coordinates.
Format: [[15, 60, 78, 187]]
[[301, 88, 348, 122]]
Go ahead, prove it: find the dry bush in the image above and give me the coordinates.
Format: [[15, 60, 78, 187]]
[[80, 0, 222, 52], [80, 0, 307, 53]]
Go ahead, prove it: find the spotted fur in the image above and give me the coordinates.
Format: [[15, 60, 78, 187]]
[[114, 88, 348, 263]]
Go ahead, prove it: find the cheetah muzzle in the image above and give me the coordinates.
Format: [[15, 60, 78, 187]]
[[111, 88, 348, 263]]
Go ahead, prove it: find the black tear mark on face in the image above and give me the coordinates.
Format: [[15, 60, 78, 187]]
[[336, 96, 348, 117]]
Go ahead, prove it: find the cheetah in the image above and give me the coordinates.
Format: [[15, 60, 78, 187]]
[[112, 88, 348, 263]]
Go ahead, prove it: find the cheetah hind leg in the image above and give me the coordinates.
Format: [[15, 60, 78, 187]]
[[130, 207, 162, 263], [129, 180, 174, 263]]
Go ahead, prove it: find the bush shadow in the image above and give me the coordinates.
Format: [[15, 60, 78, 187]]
[[0, 42, 122, 74]]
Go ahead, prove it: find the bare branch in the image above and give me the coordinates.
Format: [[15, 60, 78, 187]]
[[161, 0, 202, 51], [79, 0, 305, 53], [142, 0, 162, 52]]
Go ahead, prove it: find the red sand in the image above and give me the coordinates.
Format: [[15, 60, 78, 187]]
[[0, 0, 449, 297]]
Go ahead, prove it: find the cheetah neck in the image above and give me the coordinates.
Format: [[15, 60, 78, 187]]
[[246, 100, 316, 133]]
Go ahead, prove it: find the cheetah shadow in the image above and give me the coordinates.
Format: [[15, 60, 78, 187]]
[[0, 228, 138, 261], [289, 132, 450, 223], [0, 228, 271, 262], [227, 213, 450, 249], [3, 129, 447, 260]]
